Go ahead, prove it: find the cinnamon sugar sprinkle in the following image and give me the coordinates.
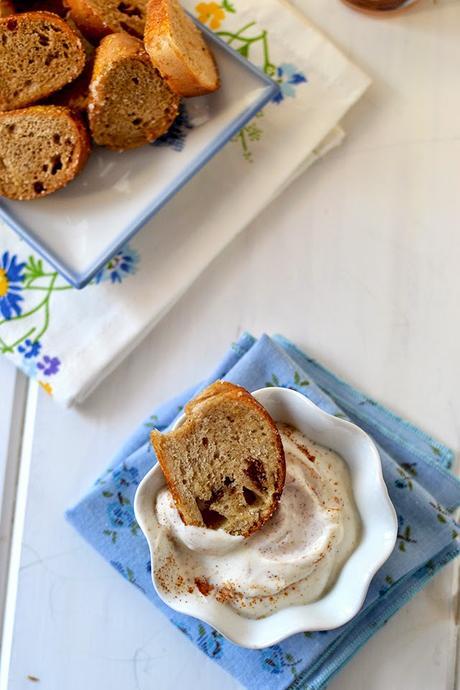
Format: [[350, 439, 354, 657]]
[[195, 577, 214, 596]]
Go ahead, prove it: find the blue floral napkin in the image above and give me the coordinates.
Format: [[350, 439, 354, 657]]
[[67, 334, 460, 690]]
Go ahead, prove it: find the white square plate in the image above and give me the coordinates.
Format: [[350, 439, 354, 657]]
[[0, 25, 278, 288]]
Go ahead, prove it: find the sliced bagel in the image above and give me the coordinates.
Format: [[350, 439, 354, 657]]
[[145, 0, 219, 97], [88, 33, 179, 150], [151, 381, 286, 537], [0, 12, 85, 111], [0, 106, 90, 200]]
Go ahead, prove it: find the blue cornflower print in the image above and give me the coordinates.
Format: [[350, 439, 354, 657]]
[[0, 251, 26, 320], [37, 355, 60, 376], [197, 625, 224, 659], [395, 464, 416, 490], [107, 502, 136, 529], [112, 464, 140, 490], [18, 338, 42, 359], [95, 244, 140, 284], [273, 63, 307, 104], [153, 103, 193, 152], [260, 645, 285, 674]]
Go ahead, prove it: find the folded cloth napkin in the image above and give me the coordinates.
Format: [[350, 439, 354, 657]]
[[0, 0, 369, 406], [67, 333, 460, 690]]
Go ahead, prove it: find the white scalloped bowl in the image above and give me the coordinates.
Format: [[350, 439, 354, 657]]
[[134, 386, 397, 649]]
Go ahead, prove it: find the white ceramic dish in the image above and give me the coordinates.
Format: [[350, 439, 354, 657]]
[[0, 24, 278, 289], [134, 387, 398, 649]]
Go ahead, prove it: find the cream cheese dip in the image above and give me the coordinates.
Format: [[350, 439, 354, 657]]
[[153, 423, 361, 618]]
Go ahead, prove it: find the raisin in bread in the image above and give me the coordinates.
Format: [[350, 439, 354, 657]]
[[151, 381, 286, 537]]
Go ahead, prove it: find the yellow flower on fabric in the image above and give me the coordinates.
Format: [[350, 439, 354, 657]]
[[196, 2, 225, 29], [39, 381, 53, 396], [0, 268, 9, 298]]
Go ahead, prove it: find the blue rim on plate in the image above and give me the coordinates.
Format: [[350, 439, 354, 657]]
[[0, 21, 279, 289]]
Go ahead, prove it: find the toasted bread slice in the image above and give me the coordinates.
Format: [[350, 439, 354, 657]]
[[66, 0, 146, 41], [0, 105, 90, 200], [88, 33, 179, 150], [151, 381, 286, 537], [0, 12, 85, 111], [145, 0, 219, 97], [0, 0, 15, 18]]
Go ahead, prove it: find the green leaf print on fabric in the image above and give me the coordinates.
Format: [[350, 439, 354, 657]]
[[0, 245, 139, 396], [397, 524, 416, 552], [265, 373, 280, 387], [193, 2, 307, 162]]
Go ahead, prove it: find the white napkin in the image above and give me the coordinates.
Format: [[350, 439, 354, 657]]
[[0, 0, 369, 405]]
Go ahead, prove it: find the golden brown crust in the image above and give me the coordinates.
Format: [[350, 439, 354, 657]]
[[150, 428, 187, 524], [92, 29, 145, 65], [88, 33, 179, 150], [0, 12, 86, 110], [65, 0, 111, 41], [144, 0, 219, 98], [151, 381, 286, 538], [0, 105, 90, 200]]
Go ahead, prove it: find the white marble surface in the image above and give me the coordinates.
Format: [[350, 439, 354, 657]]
[[1, 0, 460, 688]]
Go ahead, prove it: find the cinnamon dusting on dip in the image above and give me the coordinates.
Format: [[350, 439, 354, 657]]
[[215, 584, 241, 604], [195, 577, 214, 596], [295, 442, 316, 463]]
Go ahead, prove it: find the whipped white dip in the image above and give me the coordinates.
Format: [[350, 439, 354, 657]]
[[153, 423, 361, 618]]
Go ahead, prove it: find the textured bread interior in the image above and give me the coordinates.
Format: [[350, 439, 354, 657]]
[[151, 382, 285, 537], [89, 35, 179, 149], [74, 0, 147, 37], [0, 107, 87, 199], [169, 0, 217, 88], [0, 13, 85, 110]]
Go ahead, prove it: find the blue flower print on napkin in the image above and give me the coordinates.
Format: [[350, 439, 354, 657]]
[[273, 63, 307, 103]]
